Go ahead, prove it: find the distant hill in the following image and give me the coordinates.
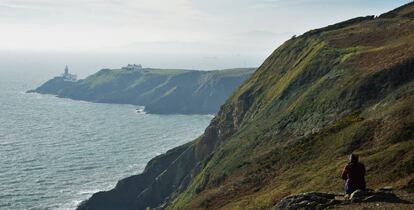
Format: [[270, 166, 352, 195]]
[[78, 2, 414, 210], [29, 68, 255, 114]]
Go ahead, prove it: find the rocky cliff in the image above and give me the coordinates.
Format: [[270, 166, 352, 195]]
[[77, 3, 414, 210], [30, 68, 255, 114]]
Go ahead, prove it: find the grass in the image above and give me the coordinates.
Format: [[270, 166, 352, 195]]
[[167, 6, 414, 209], [78, 67, 254, 89]]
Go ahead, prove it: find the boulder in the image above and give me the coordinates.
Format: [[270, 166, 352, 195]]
[[347, 189, 402, 203], [272, 189, 408, 210], [350, 189, 367, 201], [272, 192, 339, 210], [362, 190, 401, 203]]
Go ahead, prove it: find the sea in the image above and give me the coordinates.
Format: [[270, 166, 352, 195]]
[[0, 70, 213, 210]]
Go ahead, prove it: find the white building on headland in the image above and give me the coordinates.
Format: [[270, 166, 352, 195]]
[[61, 65, 77, 82], [122, 64, 143, 71]]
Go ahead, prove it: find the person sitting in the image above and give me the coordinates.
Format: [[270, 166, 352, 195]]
[[341, 154, 366, 195]]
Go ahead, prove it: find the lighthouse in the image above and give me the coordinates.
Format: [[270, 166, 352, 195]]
[[64, 65, 69, 75], [61, 65, 77, 82]]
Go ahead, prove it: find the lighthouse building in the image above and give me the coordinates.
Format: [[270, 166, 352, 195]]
[[61, 65, 77, 82]]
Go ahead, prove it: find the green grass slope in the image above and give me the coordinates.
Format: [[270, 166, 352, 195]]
[[33, 68, 255, 114], [168, 3, 414, 209], [77, 3, 414, 210]]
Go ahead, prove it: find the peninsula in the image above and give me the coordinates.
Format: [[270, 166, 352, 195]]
[[28, 66, 255, 114]]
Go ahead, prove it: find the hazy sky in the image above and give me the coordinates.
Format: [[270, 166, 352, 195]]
[[0, 0, 412, 72]]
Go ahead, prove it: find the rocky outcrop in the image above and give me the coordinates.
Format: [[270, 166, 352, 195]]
[[76, 142, 194, 210], [27, 77, 75, 95], [272, 190, 411, 210], [272, 192, 340, 210]]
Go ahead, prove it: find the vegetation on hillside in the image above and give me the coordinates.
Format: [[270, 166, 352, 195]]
[[169, 4, 414, 209], [32, 68, 255, 114], [78, 3, 414, 210]]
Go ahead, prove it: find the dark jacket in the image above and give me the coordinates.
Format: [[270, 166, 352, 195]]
[[341, 162, 366, 190]]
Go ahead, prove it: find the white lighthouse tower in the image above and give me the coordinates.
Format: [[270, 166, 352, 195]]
[[64, 65, 69, 75], [61, 65, 77, 82]]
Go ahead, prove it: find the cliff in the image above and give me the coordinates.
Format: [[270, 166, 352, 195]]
[[77, 3, 414, 210], [30, 68, 255, 114]]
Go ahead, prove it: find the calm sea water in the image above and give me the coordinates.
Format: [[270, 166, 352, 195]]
[[0, 72, 212, 210]]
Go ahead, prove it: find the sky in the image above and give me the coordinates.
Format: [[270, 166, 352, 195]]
[[0, 0, 412, 74]]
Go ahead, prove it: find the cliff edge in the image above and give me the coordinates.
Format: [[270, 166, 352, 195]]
[[78, 3, 414, 210]]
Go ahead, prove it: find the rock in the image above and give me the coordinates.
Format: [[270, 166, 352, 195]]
[[348, 189, 403, 203], [272, 192, 337, 210], [272, 190, 407, 210], [350, 189, 367, 201], [362, 191, 401, 203], [379, 186, 394, 191]]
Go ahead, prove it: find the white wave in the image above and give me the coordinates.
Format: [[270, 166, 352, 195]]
[[77, 189, 101, 195], [135, 106, 146, 114], [55, 199, 83, 210]]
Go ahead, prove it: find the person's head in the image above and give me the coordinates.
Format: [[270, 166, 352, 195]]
[[349, 154, 359, 163]]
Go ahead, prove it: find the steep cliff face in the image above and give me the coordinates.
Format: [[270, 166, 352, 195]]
[[30, 68, 255, 114], [78, 3, 414, 210]]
